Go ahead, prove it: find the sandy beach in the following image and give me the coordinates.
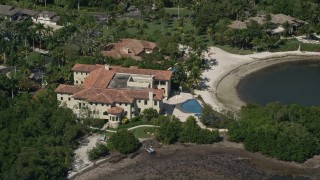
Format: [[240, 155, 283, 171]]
[[196, 47, 320, 112]]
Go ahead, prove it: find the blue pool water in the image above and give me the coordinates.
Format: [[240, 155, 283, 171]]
[[180, 99, 202, 114]]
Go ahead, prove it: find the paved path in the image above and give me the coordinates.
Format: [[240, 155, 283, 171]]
[[128, 125, 158, 130]]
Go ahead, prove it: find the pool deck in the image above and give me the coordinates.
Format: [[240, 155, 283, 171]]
[[163, 92, 208, 129]]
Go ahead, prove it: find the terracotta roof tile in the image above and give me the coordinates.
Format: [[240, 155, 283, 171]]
[[56, 64, 169, 104], [107, 106, 124, 115], [71, 64, 102, 72], [102, 39, 156, 60], [110, 66, 172, 81], [72, 64, 172, 81], [82, 67, 115, 88], [54, 84, 85, 94]]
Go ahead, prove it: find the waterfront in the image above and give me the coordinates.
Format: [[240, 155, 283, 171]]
[[237, 61, 320, 106]]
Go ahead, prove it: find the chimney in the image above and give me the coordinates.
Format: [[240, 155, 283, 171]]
[[123, 47, 129, 54], [105, 64, 110, 70]]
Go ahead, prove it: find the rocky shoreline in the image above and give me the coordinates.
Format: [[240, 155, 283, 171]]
[[74, 140, 320, 180]]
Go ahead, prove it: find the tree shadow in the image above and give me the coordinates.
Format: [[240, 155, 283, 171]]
[[162, 103, 175, 115], [198, 76, 210, 90]]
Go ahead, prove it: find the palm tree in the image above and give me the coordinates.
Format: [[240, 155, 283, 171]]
[[34, 23, 45, 49]]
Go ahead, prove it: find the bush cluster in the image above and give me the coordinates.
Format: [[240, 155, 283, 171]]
[[154, 115, 220, 145], [229, 103, 320, 162], [88, 143, 109, 160]]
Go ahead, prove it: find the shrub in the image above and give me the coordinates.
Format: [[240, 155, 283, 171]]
[[108, 129, 141, 154], [154, 115, 182, 144], [142, 108, 159, 121], [229, 103, 320, 162], [179, 116, 219, 144], [83, 118, 106, 128], [200, 103, 234, 128], [88, 143, 109, 160]]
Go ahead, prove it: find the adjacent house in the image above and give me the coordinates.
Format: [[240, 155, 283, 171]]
[[55, 64, 172, 128], [0, 4, 62, 29], [228, 14, 308, 34], [0, 4, 21, 21], [102, 39, 157, 60], [33, 11, 60, 26]]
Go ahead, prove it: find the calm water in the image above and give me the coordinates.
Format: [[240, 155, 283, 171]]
[[237, 61, 320, 106]]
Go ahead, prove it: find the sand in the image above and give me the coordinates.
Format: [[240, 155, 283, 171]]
[[196, 47, 320, 112]]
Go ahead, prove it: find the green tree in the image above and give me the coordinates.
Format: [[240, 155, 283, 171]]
[[108, 129, 141, 154], [154, 115, 182, 144], [142, 108, 159, 121]]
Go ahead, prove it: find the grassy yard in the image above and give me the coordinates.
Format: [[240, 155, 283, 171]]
[[274, 39, 320, 52], [214, 44, 254, 55], [103, 17, 195, 42], [131, 127, 153, 139]]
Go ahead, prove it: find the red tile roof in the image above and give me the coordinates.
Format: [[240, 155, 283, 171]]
[[102, 39, 156, 60], [72, 64, 172, 81], [110, 66, 172, 81], [54, 84, 85, 94], [56, 86, 163, 104], [82, 67, 115, 88], [107, 106, 124, 115], [71, 64, 102, 72], [56, 63, 169, 104]]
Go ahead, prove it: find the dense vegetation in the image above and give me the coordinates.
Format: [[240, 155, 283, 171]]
[[0, 79, 84, 179], [108, 129, 141, 154], [154, 115, 220, 145], [200, 104, 234, 128], [229, 103, 320, 162], [88, 143, 109, 160]]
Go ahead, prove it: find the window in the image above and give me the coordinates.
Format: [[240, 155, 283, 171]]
[[81, 81, 83, 84], [138, 108, 141, 113], [90, 102, 92, 105], [93, 110, 96, 114], [138, 100, 141, 103], [76, 72, 78, 75], [160, 81, 166, 85], [125, 111, 127, 115], [154, 101, 157, 106], [82, 103, 85, 106], [79, 103, 81, 108], [60, 97, 63, 100], [103, 111, 108, 115], [76, 80, 78, 84], [81, 72, 83, 75], [95, 103, 97, 106], [68, 97, 71, 101], [124, 103, 127, 106], [144, 100, 147, 105]]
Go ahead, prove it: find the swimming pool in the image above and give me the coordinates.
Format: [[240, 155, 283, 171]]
[[179, 99, 203, 114]]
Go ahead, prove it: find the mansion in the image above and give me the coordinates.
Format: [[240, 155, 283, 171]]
[[55, 64, 172, 128]]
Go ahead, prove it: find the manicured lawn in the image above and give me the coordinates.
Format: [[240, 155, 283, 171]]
[[131, 127, 153, 139], [103, 17, 195, 42], [274, 39, 320, 52], [215, 44, 254, 55]]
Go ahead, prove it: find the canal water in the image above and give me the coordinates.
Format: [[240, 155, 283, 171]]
[[237, 60, 320, 106]]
